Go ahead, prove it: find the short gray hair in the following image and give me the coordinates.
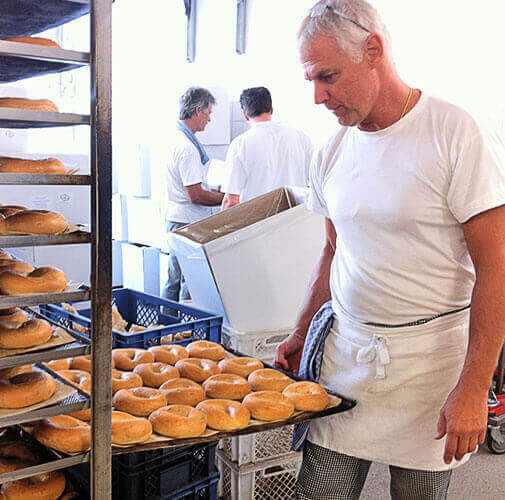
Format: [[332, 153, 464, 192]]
[[298, 0, 391, 63], [179, 87, 216, 120]]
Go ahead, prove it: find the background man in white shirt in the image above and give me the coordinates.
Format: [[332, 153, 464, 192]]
[[274, 0, 505, 498], [162, 87, 224, 305], [222, 87, 313, 209]]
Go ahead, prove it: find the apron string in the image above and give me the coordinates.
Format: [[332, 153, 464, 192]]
[[356, 333, 391, 379]]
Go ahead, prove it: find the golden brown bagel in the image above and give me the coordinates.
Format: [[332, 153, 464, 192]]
[[113, 387, 167, 417], [0, 98, 59, 112], [0, 364, 31, 380], [3, 37, 61, 48], [242, 391, 295, 421], [196, 399, 250, 431], [0, 307, 28, 329], [0, 470, 66, 500], [133, 362, 179, 388], [112, 348, 154, 371], [0, 266, 67, 295], [149, 405, 207, 438], [57, 370, 91, 393], [203, 373, 251, 400], [0, 157, 67, 174], [186, 340, 226, 361], [0, 210, 68, 235], [148, 344, 188, 365], [175, 358, 221, 383], [0, 258, 34, 274], [43, 358, 71, 371], [0, 370, 56, 408], [159, 378, 206, 407], [218, 357, 264, 378], [112, 369, 143, 394], [282, 381, 330, 412], [248, 369, 293, 392], [70, 355, 115, 373], [0, 318, 52, 349], [0, 205, 28, 217], [33, 415, 91, 453], [111, 411, 152, 445]]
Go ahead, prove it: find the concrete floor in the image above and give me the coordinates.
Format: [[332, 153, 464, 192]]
[[360, 447, 505, 499]]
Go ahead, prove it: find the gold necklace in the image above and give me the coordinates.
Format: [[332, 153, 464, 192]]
[[399, 87, 413, 120]]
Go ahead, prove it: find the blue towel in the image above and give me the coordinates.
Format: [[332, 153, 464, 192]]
[[177, 120, 210, 166], [292, 300, 334, 451]]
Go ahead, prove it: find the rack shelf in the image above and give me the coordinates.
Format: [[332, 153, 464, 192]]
[[0, 289, 90, 309], [0, 41, 89, 65], [0, 232, 91, 248], [0, 109, 89, 128], [0, 174, 91, 185]]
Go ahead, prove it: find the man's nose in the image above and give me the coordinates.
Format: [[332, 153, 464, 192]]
[[314, 82, 329, 105]]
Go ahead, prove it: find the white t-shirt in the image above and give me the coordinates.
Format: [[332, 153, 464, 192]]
[[223, 121, 313, 202], [165, 129, 213, 224], [308, 93, 505, 324]]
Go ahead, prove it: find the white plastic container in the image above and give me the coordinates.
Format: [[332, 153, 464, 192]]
[[169, 187, 325, 332], [217, 450, 302, 500]]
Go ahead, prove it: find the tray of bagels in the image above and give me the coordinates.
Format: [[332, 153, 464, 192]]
[[23, 340, 356, 455]]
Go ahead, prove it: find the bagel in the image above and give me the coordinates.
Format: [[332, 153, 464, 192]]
[[57, 370, 91, 393], [0, 370, 56, 408], [70, 355, 116, 373], [0, 258, 34, 274], [112, 348, 154, 371], [196, 399, 250, 431], [44, 358, 71, 371], [203, 373, 251, 400], [148, 344, 188, 365], [0, 157, 67, 174], [0, 470, 66, 500], [0, 205, 28, 217], [0, 266, 67, 295], [0, 364, 31, 380], [175, 358, 221, 383], [242, 391, 295, 421], [112, 411, 152, 445], [0, 98, 59, 112], [33, 415, 91, 453], [4, 37, 61, 48], [0, 441, 38, 474], [282, 381, 330, 412], [0, 210, 68, 235], [248, 368, 293, 392], [0, 318, 52, 349], [112, 369, 143, 394], [113, 387, 167, 417], [159, 378, 206, 407], [218, 357, 264, 378], [0, 308, 28, 329], [186, 340, 226, 361], [149, 405, 207, 438], [133, 362, 179, 388], [0, 250, 11, 259]]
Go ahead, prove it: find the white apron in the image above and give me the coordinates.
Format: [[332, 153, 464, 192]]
[[307, 306, 471, 471]]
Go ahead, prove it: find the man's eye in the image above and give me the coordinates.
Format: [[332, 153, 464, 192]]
[[321, 74, 336, 83]]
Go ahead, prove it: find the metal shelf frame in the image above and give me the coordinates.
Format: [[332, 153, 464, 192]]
[[0, 0, 112, 496]]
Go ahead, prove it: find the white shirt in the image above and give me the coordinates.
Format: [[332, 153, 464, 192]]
[[223, 121, 313, 202], [309, 93, 505, 324], [165, 129, 213, 224]]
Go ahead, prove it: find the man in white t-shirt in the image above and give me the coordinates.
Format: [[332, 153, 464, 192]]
[[162, 87, 224, 305], [221, 87, 313, 209], [274, 1, 505, 498]]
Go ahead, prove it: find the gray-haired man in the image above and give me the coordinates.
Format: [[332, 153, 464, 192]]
[[162, 87, 224, 305]]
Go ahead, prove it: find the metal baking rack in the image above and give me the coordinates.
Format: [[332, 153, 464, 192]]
[[0, 0, 112, 496]]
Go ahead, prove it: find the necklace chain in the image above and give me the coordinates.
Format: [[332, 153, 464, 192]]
[[399, 87, 414, 120]]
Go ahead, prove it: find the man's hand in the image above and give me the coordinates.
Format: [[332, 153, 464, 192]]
[[435, 383, 488, 464], [274, 333, 306, 375]]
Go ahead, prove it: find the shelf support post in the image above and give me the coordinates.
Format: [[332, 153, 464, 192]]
[[185, 0, 197, 63], [236, 0, 247, 54]]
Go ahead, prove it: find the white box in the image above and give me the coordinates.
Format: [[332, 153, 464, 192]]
[[112, 193, 128, 241], [159, 251, 170, 297], [121, 242, 160, 295], [125, 197, 163, 248], [169, 187, 325, 331], [113, 240, 123, 287]]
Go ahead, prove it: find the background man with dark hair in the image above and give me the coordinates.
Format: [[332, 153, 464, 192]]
[[222, 86, 313, 210]]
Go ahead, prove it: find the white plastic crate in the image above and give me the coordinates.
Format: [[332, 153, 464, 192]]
[[219, 425, 294, 465], [221, 326, 291, 364], [217, 450, 302, 500]]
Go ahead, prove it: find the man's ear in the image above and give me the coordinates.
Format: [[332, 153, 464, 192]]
[[242, 109, 250, 121], [364, 33, 384, 68]]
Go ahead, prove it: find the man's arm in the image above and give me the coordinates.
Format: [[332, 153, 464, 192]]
[[435, 204, 505, 463], [274, 218, 336, 374], [222, 193, 240, 211], [185, 183, 224, 206]]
